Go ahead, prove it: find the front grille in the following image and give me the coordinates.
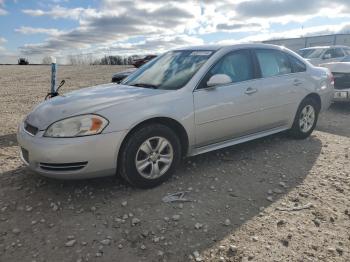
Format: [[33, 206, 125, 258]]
[[333, 72, 350, 90], [24, 122, 39, 136], [21, 147, 29, 163], [39, 162, 88, 172]]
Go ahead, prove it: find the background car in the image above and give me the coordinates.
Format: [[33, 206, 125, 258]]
[[111, 68, 137, 83], [298, 45, 350, 66], [320, 56, 350, 102], [18, 44, 333, 188], [132, 55, 157, 68], [111, 55, 157, 83]]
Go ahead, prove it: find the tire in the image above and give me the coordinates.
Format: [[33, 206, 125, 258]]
[[288, 97, 320, 139], [119, 124, 181, 188]]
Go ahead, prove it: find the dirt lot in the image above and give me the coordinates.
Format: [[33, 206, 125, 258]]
[[0, 65, 349, 262]]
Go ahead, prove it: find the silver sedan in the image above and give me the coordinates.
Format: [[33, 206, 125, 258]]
[[18, 43, 334, 188]]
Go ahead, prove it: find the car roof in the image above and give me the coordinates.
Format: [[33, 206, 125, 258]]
[[300, 45, 350, 50], [174, 43, 287, 52]]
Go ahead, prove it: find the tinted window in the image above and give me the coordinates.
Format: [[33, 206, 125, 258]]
[[201, 50, 254, 87], [342, 56, 350, 62], [323, 48, 344, 59], [288, 55, 306, 73], [255, 49, 292, 78], [343, 48, 350, 56]]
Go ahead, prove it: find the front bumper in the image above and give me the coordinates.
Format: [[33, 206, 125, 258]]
[[17, 122, 125, 179]]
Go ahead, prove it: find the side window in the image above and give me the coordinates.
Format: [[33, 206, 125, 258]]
[[343, 48, 350, 56], [288, 54, 306, 73], [324, 48, 344, 58], [334, 48, 345, 58], [255, 49, 292, 78], [201, 50, 254, 88]]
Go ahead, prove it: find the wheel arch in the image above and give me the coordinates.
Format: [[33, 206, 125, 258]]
[[117, 117, 189, 167], [303, 93, 321, 112]]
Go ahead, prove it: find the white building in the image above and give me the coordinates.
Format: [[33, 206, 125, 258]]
[[263, 33, 350, 51]]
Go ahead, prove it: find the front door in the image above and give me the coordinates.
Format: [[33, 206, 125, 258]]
[[193, 49, 262, 147]]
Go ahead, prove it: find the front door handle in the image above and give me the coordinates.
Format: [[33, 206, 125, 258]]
[[245, 87, 258, 95]]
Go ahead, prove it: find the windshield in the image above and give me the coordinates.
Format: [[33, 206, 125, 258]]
[[298, 48, 326, 59], [123, 50, 214, 90]]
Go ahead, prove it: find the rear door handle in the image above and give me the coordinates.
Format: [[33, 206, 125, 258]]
[[294, 79, 302, 86], [245, 87, 258, 95]]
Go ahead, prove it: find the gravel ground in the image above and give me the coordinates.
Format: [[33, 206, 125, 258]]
[[0, 65, 349, 262]]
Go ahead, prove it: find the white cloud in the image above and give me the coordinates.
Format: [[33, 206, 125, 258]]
[[15, 26, 65, 36], [0, 37, 7, 53], [17, 0, 350, 61], [22, 5, 97, 20], [0, 8, 7, 15], [0, 0, 7, 15]]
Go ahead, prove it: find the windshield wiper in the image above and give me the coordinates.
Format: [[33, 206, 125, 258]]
[[132, 83, 159, 89]]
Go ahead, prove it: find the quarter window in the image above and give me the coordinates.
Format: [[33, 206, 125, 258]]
[[255, 49, 292, 78], [201, 49, 254, 88], [288, 55, 306, 73], [343, 48, 350, 56]]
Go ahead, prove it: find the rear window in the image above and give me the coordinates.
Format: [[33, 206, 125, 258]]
[[255, 49, 292, 78], [299, 48, 325, 59]]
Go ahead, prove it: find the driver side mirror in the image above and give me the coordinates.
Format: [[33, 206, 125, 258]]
[[323, 53, 331, 60], [207, 74, 232, 88]]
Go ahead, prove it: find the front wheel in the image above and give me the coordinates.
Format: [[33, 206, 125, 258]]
[[288, 98, 319, 139], [119, 124, 181, 188]]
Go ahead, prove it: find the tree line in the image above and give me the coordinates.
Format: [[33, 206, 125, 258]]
[[42, 54, 138, 65]]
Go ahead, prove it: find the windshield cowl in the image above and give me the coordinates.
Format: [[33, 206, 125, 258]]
[[131, 83, 159, 89]]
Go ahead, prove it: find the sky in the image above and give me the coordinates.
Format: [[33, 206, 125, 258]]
[[1, 0, 350, 64]]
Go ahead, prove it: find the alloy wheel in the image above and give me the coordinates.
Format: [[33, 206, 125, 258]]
[[135, 136, 174, 179], [299, 105, 315, 133]]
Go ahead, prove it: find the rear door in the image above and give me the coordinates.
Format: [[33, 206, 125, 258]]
[[251, 49, 300, 130]]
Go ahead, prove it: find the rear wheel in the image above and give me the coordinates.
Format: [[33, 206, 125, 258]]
[[119, 124, 181, 188], [288, 98, 319, 139]]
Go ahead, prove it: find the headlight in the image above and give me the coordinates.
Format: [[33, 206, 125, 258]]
[[44, 114, 109, 138]]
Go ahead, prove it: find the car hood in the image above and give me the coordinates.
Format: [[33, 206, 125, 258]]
[[319, 62, 350, 73], [25, 83, 165, 130]]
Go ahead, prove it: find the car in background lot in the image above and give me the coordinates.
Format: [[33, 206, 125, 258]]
[[320, 56, 350, 102], [132, 55, 157, 68], [111, 55, 157, 83], [111, 68, 137, 83], [298, 45, 350, 66], [18, 44, 333, 188]]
